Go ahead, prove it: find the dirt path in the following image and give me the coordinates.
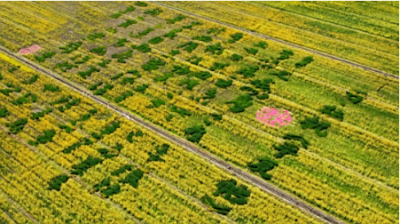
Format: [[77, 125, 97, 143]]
[[155, 2, 399, 80]]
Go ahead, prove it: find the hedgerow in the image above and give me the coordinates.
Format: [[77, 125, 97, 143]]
[[163, 29, 182, 39], [274, 142, 300, 158], [131, 28, 154, 38], [180, 78, 199, 90], [172, 65, 191, 75], [251, 79, 274, 92], [236, 65, 259, 78]]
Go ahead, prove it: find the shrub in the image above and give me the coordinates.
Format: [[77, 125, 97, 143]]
[[271, 70, 291, 81], [29, 129, 56, 146], [114, 91, 133, 103], [59, 124, 73, 133], [163, 29, 182, 39], [60, 41, 82, 53], [78, 66, 100, 79], [211, 113, 223, 121], [31, 108, 52, 121], [135, 1, 147, 7], [90, 46, 107, 56], [205, 43, 224, 55], [101, 184, 121, 198], [228, 33, 243, 43], [187, 56, 203, 65], [74, 55, 90, 64], [148, 36, 164, 44], [248, 157, 277, 180], [231, 54, 243, 62], [127, 70, 142, 77], [142, 58, 165, 71], [254, 41, 268, 49], [207, 27, 226, 35], [171, 105, 191, 117], [295, 56, 313, 68], [148, 144, 170, 162], [113, 38, 129, 47], [194, 71, 212, 80], [226, 94, 253, 113], [132, 43, 151, 53], [34, 51, 55, 63], [184, 125, 206, 143], [144, 8, 163, 16], [111, 50, 133, 63], [167, 15, 186, 24], [167, 92, 174, 99], [213, 180, 251, 205], [201, 194, 232, 215], [55, 62, 77, 72], [148, 99, 165, 108], [134, 84, 149, 93], [251, 79, 274, 92], [283, 134, 310, 149], [87, 33, 105, 41], [319, 105, 344, 121], [98, 59, 111, 68], [170, 50, 180, 56], [111, 165, 133, 176], [118, 19, 137, 28], [131, 28, 154, 38], [111, 73, 124, 80], [6, 118, 27, 134], [48, 175, 69, 191], [244, 47, 258, 55], [154, 72, 173, 82], [237, 65, 259, 78], [240, 86, 259, 96], [193, 35, 212, 42], [210, 62, 229, 71], [0, 107, 9, 118], [88, 81, 103, 90], [180, 79, 199, 90], [346, 92, 363, 104], [119, 169, 144, 188], [300, 116, 331, 137], [277, 49, 294, 60], [43, 84, 60, 92], [274, 142, 300, 158], [22, 74, 39, 84], [172, 65, 191, 75], [182, 21, 202, 29], [215, 79, 232, 88], [178, 41, 198, 53]]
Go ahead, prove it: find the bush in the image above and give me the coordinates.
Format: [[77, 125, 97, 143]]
[[135, 1, 147, 7], [90, 46, 107, 56], [182, 21, 202, 29], [215, 79, 232, 88], [236, 65, 259, 78], [283, 134, 310, 149], [29, 129, 56, 146], [163, 28, 182, 39], [277, 49, 294, 60], [319, 105, 344, 121], [59, 41, 82, 54], [170, 50, 180, 56], [78, 67, 100, 79], [207, 27, 226, 35], [180, 79, 199, 90], [144, 8, 163, 16], [74, 55, 90, 65], [111, 50, 133, 63], [148, 36, 164, 44], [118, 19, 137, 28], [134, 84, 149, 93], [226, 94, 253, 113], [248, 157, 277, 180], [205, 43, 224, 55], [111, 73, 124, 80], [254, 41, 268, 49], [154, 72, 173, 82], [148, 99, 165, 108], [244, 47, 258, 55], [121, 77, 135, 85], [184, 125, 206, 143], [0, 107, 9, 118], [295, 56, 313, 68], [98, 59, 111, 68], [210, 62, 229, 71], [48, 175, 69, 191], [132, 43, 151, 53], [6, 118, 27, 134], [213, 180, 251, 205], [193, 35, 212, 42], [172, 65, 191, 75], [94, 178, 110, 191], [114, 91, 133, 103], [251, 79, 274, 92], [55, 62, 77, 72], [148, 144, 170, 162], [228, 33, 243, 43], [113, 38, 129, 47], [34, 51, 55, 63], [274, 142, 300, 158], [88, 81, 103, 91], [87, 33, 105, 41], [231, 54, 243, 62], [194, 71, 212, 80], [127, 70, 142, 77], [211, 113, 223, 121], [203, 88, 217, 99], [201, 194, 232, 215], [167, 14, 185, 24], [171, 105, 191, 117], [346, 92, 363, 104], [178, 41, 198, 53], [131, 28, 154, 38], [43, 84, 60, 92], [142, 58, 165, 71], [271, 70, 291, 81], [31, 108, 52, 121], [22, 75, 39, 84], [101, 184, 121, 198], [187, 56, 203, 65], [240, 86, 259, 96], [119, 169, 144, 188], [300, 116, 331, 137], [111, 165, 133, 176]]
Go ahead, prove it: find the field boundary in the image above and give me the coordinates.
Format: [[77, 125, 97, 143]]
[[155, 2, 399, 80], [0, 45, 345, 224]]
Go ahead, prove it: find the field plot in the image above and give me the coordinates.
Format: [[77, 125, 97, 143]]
[[0, 2, 398, 224]]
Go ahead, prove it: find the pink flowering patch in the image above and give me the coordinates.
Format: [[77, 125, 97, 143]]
[[256, 107, 292, 127], [18, 45, 41, 55]]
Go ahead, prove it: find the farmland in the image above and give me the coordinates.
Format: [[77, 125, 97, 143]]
[[0, 2, 398, 224]]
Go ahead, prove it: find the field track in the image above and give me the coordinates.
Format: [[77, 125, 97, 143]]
[[155, 2, 399, 80], [0, 45, 345, 224]]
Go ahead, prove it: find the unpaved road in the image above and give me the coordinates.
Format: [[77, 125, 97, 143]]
[[0, 46, 345, 224], [155, 2, 399, 80]]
